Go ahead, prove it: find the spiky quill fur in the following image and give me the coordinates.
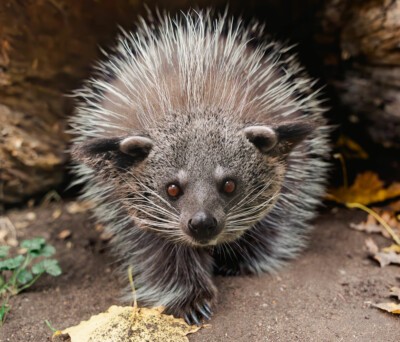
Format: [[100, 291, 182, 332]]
[[69, 10, 331, 324]]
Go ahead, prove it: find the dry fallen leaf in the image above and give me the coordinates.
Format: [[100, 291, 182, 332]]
[[0, 216, 18, 246], [365, 238, 379, 256], [327, 171, 400, 205], [350, 211, 400, 240], [389, 287, 400, 300], [350, 214, 387, 236], [52, 306, 200, 342], [364, 238, 400, 267], [374, 251, 400, 267], [373, 302, 400, 315], [52, 209, 62, 219], [348, 199, 400, 248], [57, 229, 72, 240], [383, 244, 400, 254]]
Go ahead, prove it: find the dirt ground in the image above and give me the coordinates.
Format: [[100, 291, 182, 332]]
[[0, 203, 398, 342]]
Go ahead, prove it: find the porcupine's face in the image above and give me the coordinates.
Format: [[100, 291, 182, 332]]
[[72, 111, 314, 247]]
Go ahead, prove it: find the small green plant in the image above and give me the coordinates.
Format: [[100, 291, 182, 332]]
[[0, 237, 62, 325], [45, 319, 58, 333]]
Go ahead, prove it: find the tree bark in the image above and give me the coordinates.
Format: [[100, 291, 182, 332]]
[[316, 0, 400, 148]]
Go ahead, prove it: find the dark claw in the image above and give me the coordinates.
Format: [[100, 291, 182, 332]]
[[190, 311, 200, 326], [184, 314, 190, 325], [197, 305, 210, 320], [182, 303, 214, 325], [203, 303, 212, 316]]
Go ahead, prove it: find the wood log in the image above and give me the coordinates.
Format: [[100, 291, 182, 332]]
[[0, 104, 66, 203], [316, 0, 400, 148], [0, 1, 128, 204]]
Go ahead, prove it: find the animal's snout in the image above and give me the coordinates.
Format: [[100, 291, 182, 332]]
[[188, 211, 221, 243]]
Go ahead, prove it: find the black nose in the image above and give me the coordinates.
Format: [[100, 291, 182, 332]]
[[188, 211, 220, 242]]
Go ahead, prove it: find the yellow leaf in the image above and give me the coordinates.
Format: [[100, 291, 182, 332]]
[[327, 171, 400, 205], [52, 306, 200, 342], [382, 244, 400, 254], [373, 302, 400, 315]]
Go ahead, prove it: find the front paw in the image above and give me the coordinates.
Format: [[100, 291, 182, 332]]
[[166, 298, 215, 325], [184, 301, 213, 325]]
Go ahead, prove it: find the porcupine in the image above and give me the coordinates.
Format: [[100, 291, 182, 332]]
[[69, 10, 331, 325]]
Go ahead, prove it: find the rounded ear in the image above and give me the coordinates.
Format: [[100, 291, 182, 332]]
[[243, 126, 278, 153], [243, 121, 315, 156], [119, 136, 153, 158], [72, 135, 153, 170]]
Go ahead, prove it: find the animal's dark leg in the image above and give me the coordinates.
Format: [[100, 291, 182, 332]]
[[127, 234, 217, 325]]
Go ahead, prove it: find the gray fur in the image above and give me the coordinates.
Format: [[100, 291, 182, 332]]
[[69, 10, 331, 324]]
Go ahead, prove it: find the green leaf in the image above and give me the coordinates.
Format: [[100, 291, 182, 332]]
[[21, 238, 46, 256], [16, 269, 33, 285], [31, 261, 45, 275], [41, 245, 56, 257], [0, 246, 10, 259], [0, 255, 24, 271], [0, 302, 10, 323], [0, 273, 6, 290], [32, 259, 62, 277]]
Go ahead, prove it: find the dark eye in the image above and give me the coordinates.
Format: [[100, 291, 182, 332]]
[[166, 183, 182, 199], [222, 179, 236, 194]]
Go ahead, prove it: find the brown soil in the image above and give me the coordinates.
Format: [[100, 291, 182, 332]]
[[0, 203, 399, 342]]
